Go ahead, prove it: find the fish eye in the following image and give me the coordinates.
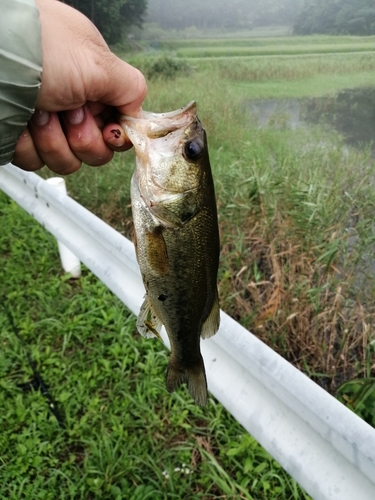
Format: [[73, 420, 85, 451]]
[[184, 140, 204, 161]]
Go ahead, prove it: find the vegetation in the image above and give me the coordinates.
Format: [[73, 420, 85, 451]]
[[0, 193, 310, 498], [2, 33, 375, 497], [147, 34, 375, 58], [134, 56, 191, 81], [145, 0, 303, 32], [293, 0, 375, 36], [60, 0, 375, 43], [60, 0, 147, 43], [75, 35, 375, 418]]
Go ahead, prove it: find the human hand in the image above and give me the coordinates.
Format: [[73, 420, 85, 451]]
[[13, 0, 147, 174]]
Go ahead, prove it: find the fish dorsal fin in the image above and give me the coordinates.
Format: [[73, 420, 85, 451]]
[[201, 293, 220, 339], [137, 296, 163, 340]]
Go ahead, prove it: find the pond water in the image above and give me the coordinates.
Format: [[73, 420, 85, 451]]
[[248, 86, 375, 281], [247, 87, 375, 151]]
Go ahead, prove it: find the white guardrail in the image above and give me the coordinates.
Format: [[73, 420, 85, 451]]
[[1, 163, 375, 500]]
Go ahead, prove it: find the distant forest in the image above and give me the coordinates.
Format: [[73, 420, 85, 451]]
[[145, 0, 375, 37], [60, 0, 147, 43], [145, 0, 303, 31], [62, 0, 375, 42], [293, 0, 375, 36]]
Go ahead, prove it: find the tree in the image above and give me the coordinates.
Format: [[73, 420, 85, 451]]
[[61, 0, 147, 44], [145, 0, 303, 31], [293, 0, 375, 36]]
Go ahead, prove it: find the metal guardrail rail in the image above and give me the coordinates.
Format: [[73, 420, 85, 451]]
[[1, 163, 375, 500]]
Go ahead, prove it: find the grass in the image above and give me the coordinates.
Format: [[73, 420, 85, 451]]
[[3, 32, 375, 497], [174, 43, 375, 58], [41, 35, 375, 406], [225, 72, 375, 101], [153, 34, 375, 49], [87, 35, 375, 409], [127, 52, 375, 101], [138, 34, 375, 59], [0, 192, 310, 498]]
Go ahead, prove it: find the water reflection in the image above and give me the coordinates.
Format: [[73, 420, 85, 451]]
[[248, 87, 375, 151]]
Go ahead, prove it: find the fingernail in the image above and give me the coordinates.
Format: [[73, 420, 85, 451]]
[[32, 110, 50, 126], [65, 107, 85, 125]]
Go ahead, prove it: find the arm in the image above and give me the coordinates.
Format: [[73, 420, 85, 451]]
[[0, 0, 42, 165]]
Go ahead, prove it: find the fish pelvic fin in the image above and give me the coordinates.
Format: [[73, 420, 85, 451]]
[[201, 291, 220, 340], [137, 296, 163, 340], [166, 357, 208, 406]]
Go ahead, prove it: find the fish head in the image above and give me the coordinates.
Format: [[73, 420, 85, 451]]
[[120, 102, 209, 210]]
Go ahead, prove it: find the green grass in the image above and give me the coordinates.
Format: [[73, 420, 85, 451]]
[[154, 34, 375, 49], [47, 38, 375, 402], [143, 34, 375, 58], [0, 193, 311, 498], [3, 33, 375, 497], [174, 43, 375, 58], [127, 51, 375, 102], [115, 38, 375, 399]]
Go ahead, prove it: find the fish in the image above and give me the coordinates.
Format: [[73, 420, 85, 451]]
[[120, 101, 220, 406]]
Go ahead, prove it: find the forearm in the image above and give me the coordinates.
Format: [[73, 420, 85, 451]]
[[0, 0, 42, 165]]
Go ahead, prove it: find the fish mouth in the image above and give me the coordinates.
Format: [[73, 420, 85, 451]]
[[141, 101, 196, 121], [120, 101, 197, 140], [120, 101, 202, 206]]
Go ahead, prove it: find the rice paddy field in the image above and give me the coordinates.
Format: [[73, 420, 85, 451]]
[[157, 35, 375, 58], [2, 34, 375, 498]]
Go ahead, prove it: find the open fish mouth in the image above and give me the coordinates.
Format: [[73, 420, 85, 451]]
[[120, 101, 197, 140], [120, 101, 203, 197]]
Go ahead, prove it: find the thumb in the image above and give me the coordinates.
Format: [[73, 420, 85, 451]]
[[98, 55, 147, 118]]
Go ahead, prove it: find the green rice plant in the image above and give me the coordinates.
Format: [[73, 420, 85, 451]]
[[175, 42, 375, 59], [211, 53, 375, 83], [156, 34, 375, 51]]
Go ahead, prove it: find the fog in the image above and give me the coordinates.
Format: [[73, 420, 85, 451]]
[[145, 0, 303, 32]]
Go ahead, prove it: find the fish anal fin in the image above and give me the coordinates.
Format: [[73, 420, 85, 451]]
[[201, 292, 220, 340], [166, 356, 208, 406], [145, 227, 169, 276], [137, 296, 163, 340]]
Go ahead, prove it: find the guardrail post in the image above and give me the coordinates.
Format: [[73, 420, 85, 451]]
[[45, 177, 81, 278]]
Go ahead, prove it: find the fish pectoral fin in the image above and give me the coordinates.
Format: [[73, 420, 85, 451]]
[[166, 356, 208, 406], [201, 292, 220, 339], [137, 296, 163, 340]]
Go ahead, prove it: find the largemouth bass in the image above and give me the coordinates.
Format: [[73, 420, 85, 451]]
[[120, 101, 220, 406]]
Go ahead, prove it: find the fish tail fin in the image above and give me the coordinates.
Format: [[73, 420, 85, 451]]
[[166, 357, 208, 406]]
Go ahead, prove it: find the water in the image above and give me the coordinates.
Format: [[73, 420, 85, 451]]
[[247, 87, 375, 151], [248, 86, 375, 282]]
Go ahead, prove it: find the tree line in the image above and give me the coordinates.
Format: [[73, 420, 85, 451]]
[[293, 0, 375, 36], [60, 0, 147, 44], [145, 0, 303, 31], [60, 0, 375, 43]]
